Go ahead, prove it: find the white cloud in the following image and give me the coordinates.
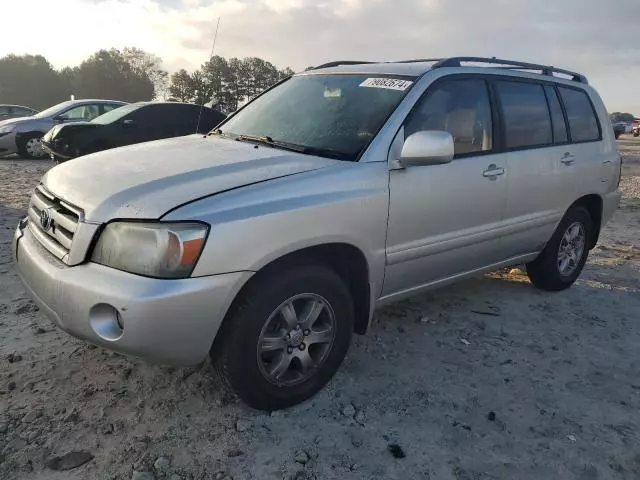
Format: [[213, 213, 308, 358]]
[[1, 0, 639, 113]]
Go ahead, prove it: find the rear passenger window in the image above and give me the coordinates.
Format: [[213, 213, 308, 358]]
[[406, 79, 493, 156], [558, 87, 600, 142], [543, 86, 568, 144], [496, 81, 552, 149]]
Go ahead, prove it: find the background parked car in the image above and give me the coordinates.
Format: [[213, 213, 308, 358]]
[[633, 119, 640, 137], [42, 102, 226, 162], [0, 99, 126, 159], [0, 105, 38, 121], [613, 121, 626, 139]]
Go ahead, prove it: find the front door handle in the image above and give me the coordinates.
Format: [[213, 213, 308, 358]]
[[483, 164, 505, 178], [561, 152, 576, 165]]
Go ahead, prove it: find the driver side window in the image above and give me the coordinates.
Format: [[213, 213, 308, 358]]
[[406, 78, 493, 156]]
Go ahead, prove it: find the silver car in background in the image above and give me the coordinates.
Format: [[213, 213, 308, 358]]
[[14, 57, 621, 410], [0, 99, 126, 158], [0, 104, 38, 121]]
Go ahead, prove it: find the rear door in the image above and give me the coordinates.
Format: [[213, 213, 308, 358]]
[[556, 86, 605, 202], [496, 79, 568, 257]]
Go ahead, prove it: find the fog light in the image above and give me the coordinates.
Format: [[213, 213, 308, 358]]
[[89, 304, 124, 341]]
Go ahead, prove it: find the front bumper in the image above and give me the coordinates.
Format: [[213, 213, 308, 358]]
[[13, 221, 252, 365], [41, 140, 74, 161], [0, 131, 18, 156]]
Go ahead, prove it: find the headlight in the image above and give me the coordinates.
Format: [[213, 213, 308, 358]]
[[91, 222, 209, 278], [0, 125, 16, 136]]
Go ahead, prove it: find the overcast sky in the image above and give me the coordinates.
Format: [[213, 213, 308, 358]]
[[4, 0, 640, 114]]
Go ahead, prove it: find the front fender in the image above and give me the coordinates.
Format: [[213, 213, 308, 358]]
[[163, 161, 390, 299]]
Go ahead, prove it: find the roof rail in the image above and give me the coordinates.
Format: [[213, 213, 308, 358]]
[[430, 57, 588, 84], [310, 60, 374, 70]]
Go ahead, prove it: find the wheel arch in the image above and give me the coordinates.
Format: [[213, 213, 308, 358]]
[[216, 243, 373, 346], [569, 194, 603, 249]]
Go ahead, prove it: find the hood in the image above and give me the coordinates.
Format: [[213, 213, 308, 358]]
[[45, 122, 98, 140], [0, 116, 32, 127], [42, 135, 342, 223]]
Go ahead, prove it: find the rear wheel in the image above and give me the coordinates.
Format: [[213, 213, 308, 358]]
[[17, 134, 46, 159], [211, 263, 354, 410], [526, 206, 593, 291]]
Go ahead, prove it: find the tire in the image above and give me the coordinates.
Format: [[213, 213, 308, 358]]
[[634, 131, 639, 138], [17, 133, 46, 159], [526, 206, 593, 291], [211, 263, 354, 410]]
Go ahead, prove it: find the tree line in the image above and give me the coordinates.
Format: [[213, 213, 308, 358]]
[[609, 112, 637, 123], [169, 56, 294, 113], [0, 49, 294, 114]]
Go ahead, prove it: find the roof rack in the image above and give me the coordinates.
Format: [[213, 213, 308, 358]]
[[429, 57, 588, 84], [310, 60, 374, 70], [308, 57, 588, 84]]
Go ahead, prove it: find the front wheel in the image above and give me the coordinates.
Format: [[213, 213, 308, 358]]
[[211, 263, 354, 410], [17, 134, 46, 159], [526, 206, 593, 291]]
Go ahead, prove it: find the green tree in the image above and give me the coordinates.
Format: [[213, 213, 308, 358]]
[[167, 55, 295, 113], [122, 47, 168, 100], [0, 54, 67, 109], [64, 49, 154, 102], [610, 112, 636, 123]]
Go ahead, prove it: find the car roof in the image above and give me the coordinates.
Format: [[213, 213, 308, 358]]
[[300, 57, 589, 85], [300, 61, 436, 78], [0, 104, 37, 110], [70, 99, 127, 104], [130, 101, 205, 107]]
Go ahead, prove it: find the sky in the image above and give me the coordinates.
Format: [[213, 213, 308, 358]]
[[3, 0, 640, 114]]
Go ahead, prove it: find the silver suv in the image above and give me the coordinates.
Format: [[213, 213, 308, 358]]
[[0, 99, 126, 158], [14, 57, 621, 410]]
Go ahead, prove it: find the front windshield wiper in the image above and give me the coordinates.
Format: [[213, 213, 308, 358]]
[[235, 134, 307, 153], [230, 133, 352, 161]]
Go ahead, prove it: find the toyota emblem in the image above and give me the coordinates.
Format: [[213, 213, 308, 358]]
[[40, 208, 54, 231]]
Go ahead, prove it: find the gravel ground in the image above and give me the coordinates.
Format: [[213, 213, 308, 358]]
[[0, 140, 639, 480]]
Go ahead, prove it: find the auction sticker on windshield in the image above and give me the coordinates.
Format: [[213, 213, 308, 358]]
[[359, 78, 413, 91]]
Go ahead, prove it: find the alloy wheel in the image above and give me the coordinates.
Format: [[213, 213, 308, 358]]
[[257, 293, 336, 386]]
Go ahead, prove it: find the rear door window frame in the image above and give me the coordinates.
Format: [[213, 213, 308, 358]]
[[492, 78, 555, 151]]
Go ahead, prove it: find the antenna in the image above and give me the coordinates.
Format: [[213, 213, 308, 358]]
[[196, 16, 221, 135]]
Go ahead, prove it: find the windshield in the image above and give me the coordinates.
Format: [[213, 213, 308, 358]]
[[91, 104, 143, 125], [34, 101, 75, 119], [219, 74, 414, 161]]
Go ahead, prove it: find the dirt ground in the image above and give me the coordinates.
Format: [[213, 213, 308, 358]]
[[0, 139, 639, 480]]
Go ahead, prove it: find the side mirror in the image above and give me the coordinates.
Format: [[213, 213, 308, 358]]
[[398, 131, 454, 167], [55, 114, 69, 123]]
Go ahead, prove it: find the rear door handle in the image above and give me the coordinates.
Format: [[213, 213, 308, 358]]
[[483, 164, 504, 178], [561, 152, 576, 165]]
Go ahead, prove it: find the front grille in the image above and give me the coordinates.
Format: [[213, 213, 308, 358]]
[[27, 185, 82, 263]]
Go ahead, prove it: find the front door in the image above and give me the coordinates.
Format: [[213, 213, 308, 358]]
[[383, 77, 507, 297]]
